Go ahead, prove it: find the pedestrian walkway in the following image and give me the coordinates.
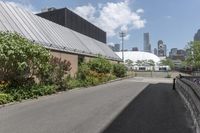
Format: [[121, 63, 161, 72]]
[[102, 83, 194, 133]]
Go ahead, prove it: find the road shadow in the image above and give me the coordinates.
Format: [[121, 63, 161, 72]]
[[101, 83, 194, 133]]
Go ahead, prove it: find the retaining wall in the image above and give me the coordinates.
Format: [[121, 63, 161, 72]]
[[176, 77, 200, 133]]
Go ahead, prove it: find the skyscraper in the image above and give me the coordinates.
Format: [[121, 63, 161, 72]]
[[114, 44, 120, 52], [158, 40, 165, 57], [154, 48, 157, 55], [163, 44, 167, 56], [143, 33, 151, 53], [169, 48, 177, 58], [194, 29, 200, 41]]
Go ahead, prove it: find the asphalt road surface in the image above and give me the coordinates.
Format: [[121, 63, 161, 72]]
[[0, 78, 194, 133]]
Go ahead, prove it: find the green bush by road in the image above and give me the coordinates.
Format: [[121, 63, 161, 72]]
[[0, 32, 127, 105]]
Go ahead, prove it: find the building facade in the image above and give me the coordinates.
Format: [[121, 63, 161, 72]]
[[108, 44, 120, 52], [132, 47, 139, 51], [157, 40, 166, 57], [37, 8, 106, 43], [169, 48, 186, 61], [154, 48, 157, 55], [194, 29, 200, 41], [143, 33, 151, 53]]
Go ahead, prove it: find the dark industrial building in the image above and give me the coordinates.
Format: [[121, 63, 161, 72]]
[[37, 8, 106, 43]]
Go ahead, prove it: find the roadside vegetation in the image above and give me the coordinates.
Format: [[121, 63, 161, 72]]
[[0, 32, 127, 105]]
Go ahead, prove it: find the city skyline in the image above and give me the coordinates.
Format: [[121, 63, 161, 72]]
[[3, 0, 200, 51]]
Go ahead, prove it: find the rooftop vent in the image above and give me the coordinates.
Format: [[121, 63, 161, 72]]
[[41, 7, 56, 13]]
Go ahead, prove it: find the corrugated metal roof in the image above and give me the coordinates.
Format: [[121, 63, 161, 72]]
[[0, 1, 121, 61]]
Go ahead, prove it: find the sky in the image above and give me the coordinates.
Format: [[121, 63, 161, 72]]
[[4, 0, 200, 54]]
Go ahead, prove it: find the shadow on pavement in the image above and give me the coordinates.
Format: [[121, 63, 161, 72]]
[[102, 83, 194, 133]]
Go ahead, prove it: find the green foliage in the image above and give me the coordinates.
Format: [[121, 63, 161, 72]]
[[0, 31, 51, 85], [88, 57, 112, 73], [135, 60, 143, 66], [77, 63, 90, 80], [147, 60, 155, 66], [125, 59, 133, 66], [41, 57, 71, 90], [2, 85, 57, 102], [160, 59, 174, 69], [112, 64, 127, 78], [66, 78, 82, 89], [0, 93, 13, 104], [186, 41, 200, 69], [76, 57, 118, 87]]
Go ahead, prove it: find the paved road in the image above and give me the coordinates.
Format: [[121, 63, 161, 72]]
[[0, 78, 194, 133]]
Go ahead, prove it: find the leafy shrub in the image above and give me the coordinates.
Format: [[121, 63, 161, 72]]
[[3, 85, 57, 101], [112, 64, 127, 78], [0, 31, 51, 86], [88, 57, 112, 73], [0, 93, 13, 105], [77, 63, 90, 80], [75, 57, 120, 87], [66, 78, 82, 89], [41, 57, 71, 90]]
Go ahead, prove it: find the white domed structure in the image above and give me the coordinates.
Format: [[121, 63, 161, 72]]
[[115, 51, 160, 64]]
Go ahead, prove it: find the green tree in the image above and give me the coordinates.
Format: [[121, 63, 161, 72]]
[[112, 64, 127, 78], [147, 59, 155, 71], [88, 56, 112, 74], [0, 31, 51, 85], [135, 60, 143, 66], [125, 59, 133, 66], [186, 41, 200, 69], [160, 58, 174, 70]]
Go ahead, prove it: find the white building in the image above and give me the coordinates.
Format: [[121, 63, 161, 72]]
[[115, 51, 170, 71]]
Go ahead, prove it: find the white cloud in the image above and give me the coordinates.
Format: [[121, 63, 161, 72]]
[[124, 34, 130, 40], [74, 1, 146, 37], [74, 4, 96, 21], [136, 8, 144, 14], [108, 42, 115, 46], [165, 16, 172, 19], [6, 1, 38, 13]]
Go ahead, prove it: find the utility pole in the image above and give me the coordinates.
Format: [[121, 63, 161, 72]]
[[119, 31, 126, 62]]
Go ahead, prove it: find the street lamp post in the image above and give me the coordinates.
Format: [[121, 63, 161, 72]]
[[119, 31, 126, 62]]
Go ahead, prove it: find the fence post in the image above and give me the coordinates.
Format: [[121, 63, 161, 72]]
[[173, 78, 176, 90]]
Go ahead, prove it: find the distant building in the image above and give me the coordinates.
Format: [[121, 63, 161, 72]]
[[108, 44, 120, 52], [163, 44, 167, 56], [177, 49, 186, 57], [157, 40, 165, 57], [143, 33, 151, 53], [115, 51, 170, 71], [154, 48, 157, 55], [114, 44, 120, 52], [194, 29, 200, 41], [132, 47, 139, 51], [169, 48, 178, 57], [169, 48, 186, 61], [108, 45, 115, 51]]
